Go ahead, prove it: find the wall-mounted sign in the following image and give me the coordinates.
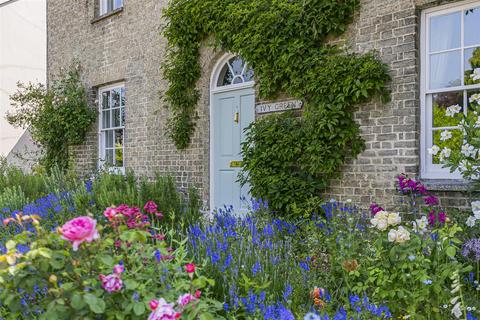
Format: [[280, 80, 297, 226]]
[[255, 100, 303, 114]]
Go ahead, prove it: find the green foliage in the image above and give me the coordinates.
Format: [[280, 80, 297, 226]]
[[301, 202, 472, 318], [163, 0, 390, 213], [438, 93, 480, 185], [73, 170, 203, 231], [0, 214, 223, 319], [6, 63, 96, 172], [0, 159, 47, 200]]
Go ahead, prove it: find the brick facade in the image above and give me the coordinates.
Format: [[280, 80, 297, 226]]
[[47, 0, 472, 210]]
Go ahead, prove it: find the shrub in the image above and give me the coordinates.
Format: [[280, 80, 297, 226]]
[[0, 203, 223, 319], [6, 63, 96, 171]]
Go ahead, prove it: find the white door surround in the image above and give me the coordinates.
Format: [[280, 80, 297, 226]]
[[209, 53, 255, 212]]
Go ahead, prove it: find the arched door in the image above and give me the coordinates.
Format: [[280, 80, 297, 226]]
[[210, 55, 255, 212]]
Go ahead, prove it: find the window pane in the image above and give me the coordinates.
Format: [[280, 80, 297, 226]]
[[432, 91, 463, 127], [429, 12, 461, 52], [233, 76, 243, 84], [120, 87, 126, 106], [105, 149, 114, 165], [121, 107, 125, 126], [105, 130, 114, 148], [102, 91, 110, 109], [229, 57, 244, 76], [113, 108, 121, 127], [112, 89, 121, 108], [465, 7, 480, 46], [432, 129, 462, 164], [115, 129, 123, 148], [243, 66, 254, 82], [429, 50, 461, 89], [114, 0, 123, 10], [218, 64, 234, 86], [107, 0, 113, 12], [465, 47, 480, 86], [115, 148, 124, 167], [102, 111, 111, 129]]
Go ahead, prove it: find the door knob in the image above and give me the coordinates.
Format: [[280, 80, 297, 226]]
[[234, 112, 239, 123]]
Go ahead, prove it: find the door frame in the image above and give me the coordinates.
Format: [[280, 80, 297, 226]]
[[209, 53, 255, 211]]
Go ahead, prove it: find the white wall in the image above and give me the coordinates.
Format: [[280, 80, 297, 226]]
[[0, 0, 46, 158]]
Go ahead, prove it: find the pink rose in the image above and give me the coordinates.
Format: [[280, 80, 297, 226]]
[[185, 263, 195, 273], [99, 273, 123, 292], [104, 207, 119, 221], [144, 201, 158, 214], [195, 290, 201, 299], [113, 264, 124, 274], [60, 216, 99, 251], [148, 298, 180, 320], [149, 299, 159, 311], [177, 293, 195, 307]]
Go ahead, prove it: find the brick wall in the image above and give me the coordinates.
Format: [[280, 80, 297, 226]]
[[327, 0, 472, 209], [47, 0, 472, 210]]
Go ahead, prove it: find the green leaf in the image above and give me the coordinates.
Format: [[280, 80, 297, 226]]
[[84, 293, 106, 314], [71, 293, 85, 310], [98, 254, 115, 267], [446, 246, 456, 258], [133, 302, 146, 316], [124, 279, 139, 290]]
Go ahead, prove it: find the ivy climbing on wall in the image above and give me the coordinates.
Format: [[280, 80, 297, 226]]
[[162, 0, 391, 212]]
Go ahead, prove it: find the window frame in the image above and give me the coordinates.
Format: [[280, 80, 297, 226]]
[[98, 0, 123, 17], [420, 0, 480, 179], [98, 83, 126, 174]]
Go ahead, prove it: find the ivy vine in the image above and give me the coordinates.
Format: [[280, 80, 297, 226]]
[[162, 0, 391, 211], [7, 64, 96, 172]]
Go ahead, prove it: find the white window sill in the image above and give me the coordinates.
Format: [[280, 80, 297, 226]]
[[91, 7, 123, 24], [420, 179, 472, 192]]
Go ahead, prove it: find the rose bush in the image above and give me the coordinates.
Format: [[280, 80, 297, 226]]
[[0, 202, 223, 319]]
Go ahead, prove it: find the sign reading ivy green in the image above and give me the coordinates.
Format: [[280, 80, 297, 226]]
[[256, 100, 303, 114], [162, 0, 391, 213]]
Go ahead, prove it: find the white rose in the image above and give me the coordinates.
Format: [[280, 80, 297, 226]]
[[395, 226, 411, 243], [376, 218, 389, 231], [466, 216, 477, 227], [387, 212, 401, 226], [371, 211, 389, 231], [387, 229, 398, 242]]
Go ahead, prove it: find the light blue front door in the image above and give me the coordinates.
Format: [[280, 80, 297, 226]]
[[212, 88, 255, 211]]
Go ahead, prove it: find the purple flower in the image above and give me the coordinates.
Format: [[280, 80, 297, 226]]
[[428, 211, 436, 226], [369, 203, 384, 216], [438, 211, 446, 224], [424, 196, 439, 206], [462, 238, 480, 262]]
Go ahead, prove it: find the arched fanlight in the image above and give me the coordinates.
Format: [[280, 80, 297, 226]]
[[216, 56, 254, 87]]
